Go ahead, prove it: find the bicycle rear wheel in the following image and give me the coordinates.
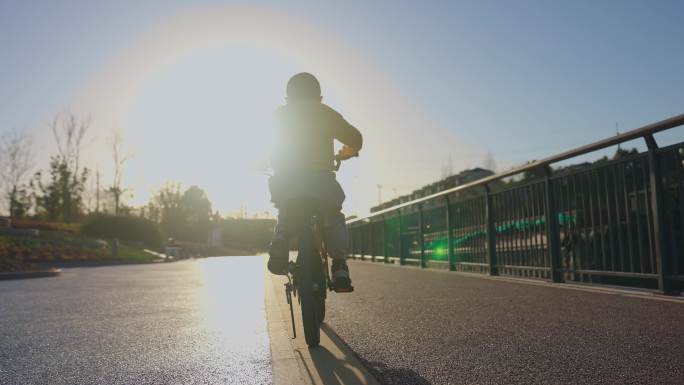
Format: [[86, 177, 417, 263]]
[[298, 233, 322, 348]]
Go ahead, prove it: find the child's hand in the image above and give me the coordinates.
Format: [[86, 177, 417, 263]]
[[337, 145, 359, 160]]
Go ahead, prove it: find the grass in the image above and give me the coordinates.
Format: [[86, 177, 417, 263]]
[[112, 242, 158, 263]]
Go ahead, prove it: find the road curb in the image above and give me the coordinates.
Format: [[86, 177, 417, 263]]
[[264, 266, 307, 385], [0, 268, 61, 281], [264, 265, 380, 385]]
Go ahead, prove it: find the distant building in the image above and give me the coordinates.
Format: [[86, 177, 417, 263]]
[[370, 168, 495, 213], [554, 162, 592, 177]]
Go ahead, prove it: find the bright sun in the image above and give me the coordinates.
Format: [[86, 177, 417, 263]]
[[68, 6, 476, 216], [126, 45, 301, 215]]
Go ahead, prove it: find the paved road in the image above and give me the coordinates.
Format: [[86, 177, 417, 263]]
[[0, 257, 271, 385], [325, 261, 684, 385], [4, 256, 683, 385]]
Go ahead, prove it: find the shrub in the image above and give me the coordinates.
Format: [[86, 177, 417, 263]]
[[11, 219, 81, 233], [81, 214, 163, 246]]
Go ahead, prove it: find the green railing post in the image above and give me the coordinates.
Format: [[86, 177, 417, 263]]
[[398, 210, 405, 265], [360, 223, 366, 261], [645, 134, 673, 294], [382, 215, 389, 263], [348, 224, 354, 259], [418, 204, 426, 268], [370, 221, 375, 262], [445, 196, 455, 271], [544, 171, 563, 283], [354, 225, 359, 259], [485, 185, 498, 276]]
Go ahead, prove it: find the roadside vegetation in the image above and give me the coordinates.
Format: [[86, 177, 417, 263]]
[[0, 234, 156, 272], [0, 111, 274, 273]]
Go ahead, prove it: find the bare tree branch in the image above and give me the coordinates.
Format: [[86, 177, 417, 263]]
[[37, 110, 91, 222], [0, 129, 34, 217], [50, 110, 90, 177], [107, 129, 131, 215]]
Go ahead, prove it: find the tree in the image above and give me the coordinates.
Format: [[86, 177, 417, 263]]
[[32, 111, 90, 222], [180, 185, 212, 241], [147, 183, 214, 241], [181, 186, 212, 225], [150, 182, 184, 237], [612, 147, 639, 160], [107, 130, 130, 215], [32, 157, 89, 222], [142, 200, 161, 223], [0, 129, 34, 218], [520, 161, 551, 182]]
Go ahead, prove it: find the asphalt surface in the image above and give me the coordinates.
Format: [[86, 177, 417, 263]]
[[0, 257, 272, 385], [325, 261, 684, 385], [3, 256, 683, 385]]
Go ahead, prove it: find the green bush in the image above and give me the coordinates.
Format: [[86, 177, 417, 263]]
[[81, 214, 163, 246]]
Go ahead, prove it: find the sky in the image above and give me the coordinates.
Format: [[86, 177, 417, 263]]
[[1, 0, 683, 217]]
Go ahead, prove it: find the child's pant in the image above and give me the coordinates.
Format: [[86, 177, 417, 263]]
[[268, 171, 349, 260]]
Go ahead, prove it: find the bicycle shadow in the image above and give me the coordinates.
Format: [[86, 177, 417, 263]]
[[296, 346, 362, 385], [296, 322, 431, 385], [357, 359, 432, 385]]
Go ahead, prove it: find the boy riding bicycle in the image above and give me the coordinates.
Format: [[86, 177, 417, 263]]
[[267, 72, 362, 292]]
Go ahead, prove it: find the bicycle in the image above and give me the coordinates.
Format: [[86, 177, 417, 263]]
[[283, 154, 355, 348]]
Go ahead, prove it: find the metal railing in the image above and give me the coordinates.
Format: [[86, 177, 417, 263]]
[[347, 114, 684, 293]]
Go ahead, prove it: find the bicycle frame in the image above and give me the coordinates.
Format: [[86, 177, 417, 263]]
[[283, 205, 332, 346], [281, 153, 356, 346]]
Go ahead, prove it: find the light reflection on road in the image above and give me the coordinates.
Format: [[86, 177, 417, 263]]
[[0, 255, 273, 385], [195, 256, 270, 356]]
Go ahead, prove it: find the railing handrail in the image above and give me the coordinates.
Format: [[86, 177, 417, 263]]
[[347, 113, 684, 224]]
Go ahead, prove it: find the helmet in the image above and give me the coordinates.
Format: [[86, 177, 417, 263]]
[[286, 72, 321, 100]]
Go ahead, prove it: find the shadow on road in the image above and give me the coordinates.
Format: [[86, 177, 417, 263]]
[[292, 322, 380, 385], [358, 360, 432, 385], [300, 323, 432, 385], [298, 346, 361, 385]]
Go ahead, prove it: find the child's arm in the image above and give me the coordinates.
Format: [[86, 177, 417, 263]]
[[330, 110, 363, 153]]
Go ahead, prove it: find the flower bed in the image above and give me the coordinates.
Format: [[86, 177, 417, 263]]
[[0, 236, 101, 266], [9, 219, 81, 233], [0, 233, 158, 272]]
